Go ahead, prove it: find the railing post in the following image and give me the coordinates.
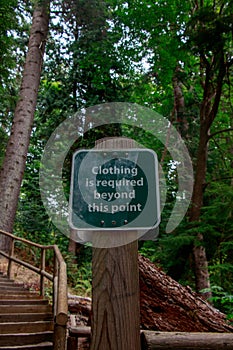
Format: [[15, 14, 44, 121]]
[[40, 248, 46, 296], [54, 323, 67, 350], [53, 253, 58, 316], [7, 238, 14, 280], [53, 247, 68, 350]]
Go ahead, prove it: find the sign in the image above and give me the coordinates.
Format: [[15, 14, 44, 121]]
[[69, 149, 160, 230]]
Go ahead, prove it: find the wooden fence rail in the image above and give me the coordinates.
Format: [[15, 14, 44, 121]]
[[141, 331, 233, 350], [0, 229, 68, 350], [67, 326, 233, 350]]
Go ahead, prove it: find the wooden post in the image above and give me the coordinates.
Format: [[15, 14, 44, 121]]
[[90, 137, 141, 350], [53, 254, 58, 319], [53, 247, 68, 350], [53, 323, 67, 350], [40, 247, 45, 296], [7, 238, 14, 280]]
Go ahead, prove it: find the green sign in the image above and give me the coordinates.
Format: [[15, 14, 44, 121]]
[[69, 149, 160, 230]]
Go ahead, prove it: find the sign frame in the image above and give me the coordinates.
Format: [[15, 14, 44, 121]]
[[69, 148, 160, 231]]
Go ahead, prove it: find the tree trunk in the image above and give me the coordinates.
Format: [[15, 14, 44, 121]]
[[172, 66, 187, 138], [0, 0, 50, 251], [190, 121, 211, 297], [189, 42, 227, 296]]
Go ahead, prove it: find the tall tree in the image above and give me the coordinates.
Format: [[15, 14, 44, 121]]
[[114, 0, 233, 295], [186, 1, 233, 295], [0, 0, 50, 251], [14, 0, 134, 250]]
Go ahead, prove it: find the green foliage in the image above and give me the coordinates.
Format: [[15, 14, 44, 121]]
[[202, 285, 233, 321], [0, 1, 32, 167], [71, 265, 92, 297], [139, 228, 195, 286], [1, 0, 232, 304], [65, 247, 92, 297], [0, 128, 7, 167], [186, 3, 233, 54], [0, 0, 17, 77], [0, 0, 18, 160]]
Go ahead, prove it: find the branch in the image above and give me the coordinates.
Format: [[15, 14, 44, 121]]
[[208, 127, 233, 140], [207, 52, 226, 128]]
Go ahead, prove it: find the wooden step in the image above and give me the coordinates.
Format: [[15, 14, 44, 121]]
[[0, 304, 52, 314], [0, 279, 15, 284], [0, 293, 40, 299], [0, 274, 55, 350], [0, 282, 24, 286], [0, 280, 21, 284], [0, 299, 49, 305], [0, 277, 23, 284], [0, 313, 53, 322], [0, 288, 31, 292], [0, 321, 54, 334], [0, 285, 25, 291], [0, 341, 53, 350], [0, 331, 53, 346]]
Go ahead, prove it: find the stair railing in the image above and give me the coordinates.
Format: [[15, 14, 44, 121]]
[[0, 229, 68, 350]]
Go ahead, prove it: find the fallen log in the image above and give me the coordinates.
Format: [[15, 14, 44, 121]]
[[68, 294, 91, 317], [68, 326, 91, 350], [139, 255, 233, 332], [68, 301, 91, 317], [141, 331, 233, 350], [68, 255, 233, 333]]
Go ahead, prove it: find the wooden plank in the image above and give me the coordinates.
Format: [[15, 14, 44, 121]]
[[0, 292, 40, 299], [0, 304, 52, 314], [0, 313, 53, 322], [0, 342, 53, 349], [0, 321, 54, 334], [141, 331, 233, 350], [69, 326, 91, 337], [0, 299, 48, 305], [91, 137, 140, 350], [0, 331, 53, 346], [0, 342, 54, 349]]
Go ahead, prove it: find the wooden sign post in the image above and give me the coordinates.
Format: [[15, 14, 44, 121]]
[[69, 136, 160, 350], [91, 137, 140, 350]]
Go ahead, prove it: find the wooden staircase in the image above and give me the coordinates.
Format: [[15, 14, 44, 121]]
[[0, 229, 68, 350], [0, 271, 54, 349]]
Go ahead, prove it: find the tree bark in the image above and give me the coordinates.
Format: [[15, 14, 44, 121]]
[[139, 255, 233, 333], [172, 65, 187, 138], [190, 121, 211, 296], [189, 41, 227, 296], [0, 0, 50, 251]]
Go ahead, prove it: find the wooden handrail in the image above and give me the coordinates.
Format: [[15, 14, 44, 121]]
[[0, 229, 54, 249], [0, 229, 68, 350], [0, 249, 53, 280]]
